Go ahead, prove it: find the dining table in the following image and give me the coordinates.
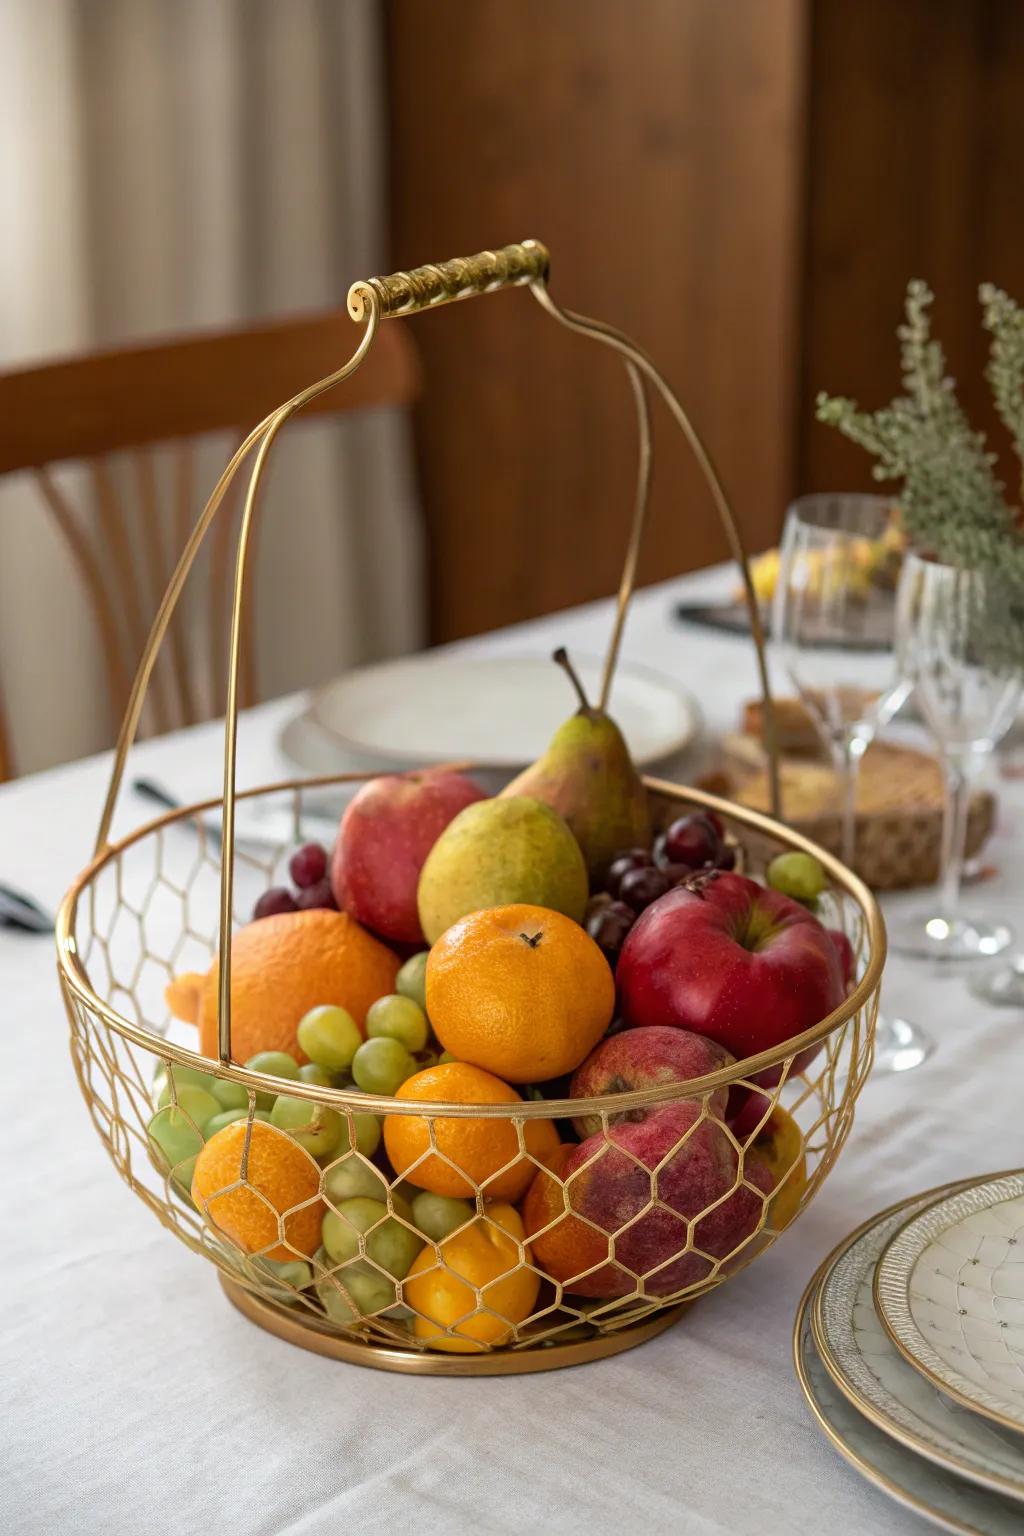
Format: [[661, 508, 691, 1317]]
[[3, 561, 1022, 1536]]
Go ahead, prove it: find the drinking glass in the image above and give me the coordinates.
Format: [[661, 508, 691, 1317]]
[[887, 552, 1023, 961], [773, 495, 910, 865], [772, 494, 928, 1072]]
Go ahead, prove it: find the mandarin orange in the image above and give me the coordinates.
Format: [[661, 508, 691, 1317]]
[[404, 1202, 539, 1352], [383, 1062, 559, 1200], [191, 1119, 322, 1261], [196, 908, 399, 1064], [425, 904, 615, 1083]]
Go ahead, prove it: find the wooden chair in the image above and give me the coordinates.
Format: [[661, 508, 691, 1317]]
[[0, 311, 420, 779]]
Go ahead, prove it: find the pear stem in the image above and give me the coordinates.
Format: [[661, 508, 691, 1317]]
[[553, 647, 591, 711]]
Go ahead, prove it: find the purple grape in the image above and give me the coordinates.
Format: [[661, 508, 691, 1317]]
[[295, 877, 338, 911], [605, 848, 654, 897], [717, 843, 737, 871], [618, 866, 671, 913], [703, 810, 726, 840], [253, 886, 298, 921], [586, 899, 636, 958], [663, 814, 721, 869], [289, 841, 328, 889]]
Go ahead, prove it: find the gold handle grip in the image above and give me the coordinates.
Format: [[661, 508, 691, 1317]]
[[347, 239, 549, 322]]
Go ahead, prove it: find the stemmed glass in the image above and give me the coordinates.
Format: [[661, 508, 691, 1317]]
[[773, 494, 929, 1073], [887, 552, 1023, 961]]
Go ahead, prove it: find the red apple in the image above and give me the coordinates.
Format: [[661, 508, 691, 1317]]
[[616, 870, 844, 1080], [330, 770, 486, 943], [524, 1101, 772, 1298], [569, 1025, 734, 1139], [827, 927, 856, 991]]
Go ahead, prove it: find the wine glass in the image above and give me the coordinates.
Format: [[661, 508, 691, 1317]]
[[773, 494, 929, 1073], [888, 552, 1023, 961]]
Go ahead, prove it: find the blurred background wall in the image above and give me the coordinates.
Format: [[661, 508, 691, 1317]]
[[2, 0, 1023, 772], [387, 0, 1024, 642]]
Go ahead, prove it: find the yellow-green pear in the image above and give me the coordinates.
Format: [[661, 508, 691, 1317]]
[[500, 649, 650, 880], [416, 796, 588, 945]]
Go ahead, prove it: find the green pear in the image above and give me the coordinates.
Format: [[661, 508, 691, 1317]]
[[416, 796, 588, 944], [500, 649, 650, 881]]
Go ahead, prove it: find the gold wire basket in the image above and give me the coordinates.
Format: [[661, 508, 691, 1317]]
[[56, 242, 884, 1375]]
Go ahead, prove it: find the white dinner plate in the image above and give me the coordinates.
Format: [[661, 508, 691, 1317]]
[[796, 1264, 1024, 1533], [812, 1184, 1024, 1503], [875, 1173, 1024, 1436], [304, 653, 701, 772]]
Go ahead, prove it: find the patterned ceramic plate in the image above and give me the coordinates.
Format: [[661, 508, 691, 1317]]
[[795, 1271, 1024, 1535], [812, 1185, 1024, 1503], [875, 1174, 1024, 1436]]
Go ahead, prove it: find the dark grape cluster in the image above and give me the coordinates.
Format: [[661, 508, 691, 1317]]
[[253, 841, 336, 921], [586, 813, 738, 965]]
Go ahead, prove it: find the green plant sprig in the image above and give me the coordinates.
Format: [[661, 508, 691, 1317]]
[[816, 280, 1024, 668]]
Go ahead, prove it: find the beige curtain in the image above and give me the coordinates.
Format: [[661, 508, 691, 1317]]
[[0, 0, 423, 774]]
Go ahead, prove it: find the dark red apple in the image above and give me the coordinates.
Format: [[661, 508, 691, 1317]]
[[525, 1100, 772, 1297], [569, 1025, 734, 1138], [330, 770, 485, 943], [616, 870, 844, 1079]]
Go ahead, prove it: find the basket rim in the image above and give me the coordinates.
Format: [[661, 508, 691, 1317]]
[[55, 770, 885, 1121]]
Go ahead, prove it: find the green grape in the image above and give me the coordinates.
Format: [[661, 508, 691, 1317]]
[[297, 1005, 362, 1072], [322, 1198, 423, 1278], [153, 1082, 220, 1127], [322, 1197, 383, 1263], [389, 1181, 418, 1224], [395, 951, 429, 1011], [366, 994, 429, 1053], [438, 1050, 458, 1065], [298, 1062, 335, 1088], [411, 1190, 474, 1243], [154, 1061, 216, 1097], [210, 1077, 249, 1111], [351, 1037, 415, 1095], [148, 1099, 209, 1171], [324, 1156, 389, 1205], [246, 1050, 300, 1079], [170, 1155, 198, 1197], [335, 1107, 382, 1160], [766, 851, 827, 904], [270, 1095, 344, 1157], [245, 1050, 300, 1108], [317, 1258, 396, 1324], [253, 1256, 312, 1303], [205, 1106, 272, 1135]]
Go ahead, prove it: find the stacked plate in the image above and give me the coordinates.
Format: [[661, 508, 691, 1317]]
[[795, 1172, 1024, 1533]]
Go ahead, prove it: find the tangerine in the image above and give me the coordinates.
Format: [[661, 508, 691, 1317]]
[[425, 904, 615, 1082], [191, 1119, 322, 1261], [383, 1062, 559, 1200], [404, 1202, 539, 1351], [196, 908, 399, 1064]]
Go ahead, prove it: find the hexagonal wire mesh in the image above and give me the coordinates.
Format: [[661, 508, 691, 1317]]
[[58, 774, 881, 1363], [54, 243, 884, 1369]]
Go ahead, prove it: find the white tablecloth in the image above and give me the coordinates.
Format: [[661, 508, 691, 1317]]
[[3, 565, 1022, 1536]]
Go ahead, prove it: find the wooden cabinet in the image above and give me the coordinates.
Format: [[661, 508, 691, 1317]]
[[386, 0, 1024, 642]]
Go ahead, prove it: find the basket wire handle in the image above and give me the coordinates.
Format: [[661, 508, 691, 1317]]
[[92, 238, 779, 1067]]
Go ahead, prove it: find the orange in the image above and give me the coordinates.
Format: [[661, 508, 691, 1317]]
[[404, 1202, 539, 1352], [196, 908, 399, 1064], [749, 1105, 807, 1231], [383, 1062, 559, 1200], [521, 1142, 607, 1288], [425, 903, 615, 1083], [191, 1119, 322, 1261]]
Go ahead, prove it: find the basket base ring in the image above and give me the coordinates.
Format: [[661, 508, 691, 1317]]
[[219, 1276, 689, 1375]]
